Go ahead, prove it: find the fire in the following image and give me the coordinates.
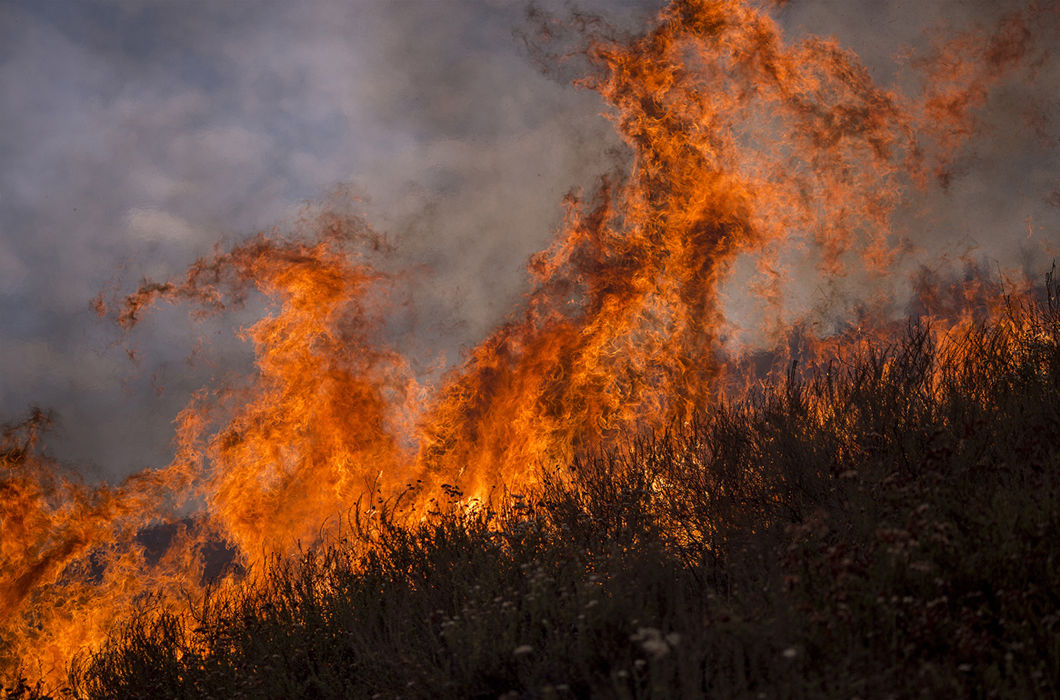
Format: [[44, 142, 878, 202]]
[[1, 0, 1055, 687]]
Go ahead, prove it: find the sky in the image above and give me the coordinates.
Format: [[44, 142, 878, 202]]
[[1, 0, 1057, 480]]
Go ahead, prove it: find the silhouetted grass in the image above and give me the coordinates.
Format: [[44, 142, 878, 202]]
[[6, 283, 1060, 699]]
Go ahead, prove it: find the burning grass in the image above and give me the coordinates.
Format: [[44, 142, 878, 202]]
[[4, 287, 1051, 698], [2, 0, 1058, 694]]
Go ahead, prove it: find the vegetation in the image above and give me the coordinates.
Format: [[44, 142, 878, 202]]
[[6, 286, 1060, 699]]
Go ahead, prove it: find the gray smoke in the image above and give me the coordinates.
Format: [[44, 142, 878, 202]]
[[0, 0, 1054, 479]]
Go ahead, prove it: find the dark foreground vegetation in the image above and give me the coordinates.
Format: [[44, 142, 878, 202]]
[[8, 287, 1060, 699]]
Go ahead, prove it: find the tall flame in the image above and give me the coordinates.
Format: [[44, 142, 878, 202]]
[[2, 0, 1056, 686]]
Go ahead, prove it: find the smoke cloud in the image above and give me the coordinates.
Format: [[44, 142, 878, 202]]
[[0, 0, 1055, 478]]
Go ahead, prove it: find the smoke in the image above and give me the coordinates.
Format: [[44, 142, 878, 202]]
[[0, 0, 1056, 480], [0, 0, 656, 477], [775, 0, 1059, 267]]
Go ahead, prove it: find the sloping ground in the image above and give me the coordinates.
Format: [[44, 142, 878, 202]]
[[10, 294, 1060, 699]]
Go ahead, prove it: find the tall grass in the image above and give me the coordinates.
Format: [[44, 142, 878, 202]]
[[7, 285, 1060, 698]]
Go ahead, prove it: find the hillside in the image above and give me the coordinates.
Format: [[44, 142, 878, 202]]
[[7, 288, 1055, 698]]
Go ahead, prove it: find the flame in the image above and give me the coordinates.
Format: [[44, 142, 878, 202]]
[[1, 0, 1055, 687]]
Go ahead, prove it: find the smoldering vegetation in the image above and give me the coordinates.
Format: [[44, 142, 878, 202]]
[[5, 277, 1055, 699]]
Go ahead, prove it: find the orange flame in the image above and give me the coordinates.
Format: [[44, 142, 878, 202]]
[[1, 0, 1054, 686]]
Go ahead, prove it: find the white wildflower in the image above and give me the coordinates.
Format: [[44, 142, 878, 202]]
[[631, 627, 671, 659]]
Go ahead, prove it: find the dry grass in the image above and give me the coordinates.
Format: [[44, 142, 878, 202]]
[[6, 283, 1060, 699]]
